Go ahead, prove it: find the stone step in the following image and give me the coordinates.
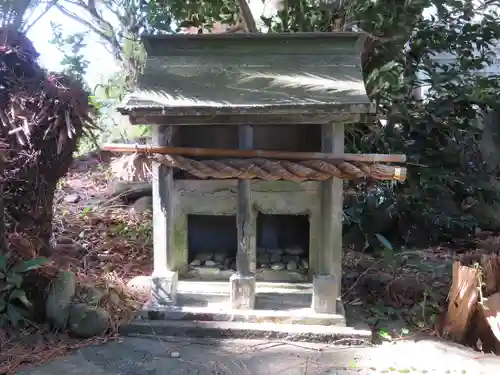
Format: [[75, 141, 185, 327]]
[[140, 303, 346, 326], [178, 280, 314, 293], [120, 320, 372, 344], [177, 280, 313, 308]]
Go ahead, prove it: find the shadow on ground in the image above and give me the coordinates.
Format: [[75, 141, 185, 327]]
[[17, 334, 500, 375]]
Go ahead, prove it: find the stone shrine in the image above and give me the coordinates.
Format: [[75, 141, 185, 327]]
[[113, 32, 404, 330]]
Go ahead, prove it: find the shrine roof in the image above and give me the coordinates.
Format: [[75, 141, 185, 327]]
[[118, 32, 375, 125]]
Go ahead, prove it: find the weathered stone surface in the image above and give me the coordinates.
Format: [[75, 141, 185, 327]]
[[284, 246, 305, 256], [270, 253, 282, 263], [170, 180, 323, 280], [190, 259, 202, 266], [213, 252, 227, 264], [46, 271, 77, 330], [68, 303, 110, 338], [151, 271, 178, 305], [286, 261, 297, 271], [300, 259, 309, 270], [267, 248, 284, 255], [282, 255, 299, 263], [131, 196, 153, 214], [223, 258, 232, 269], [126, 275, 152, 295], [257, 252, 270, 264], [204, 260, 217, 267], [80, 285, 106, 306], [312, 274, 338, 314], [229, 274, 255, 309], [271, 262, 285, 271], [194, 252, 213, 262]]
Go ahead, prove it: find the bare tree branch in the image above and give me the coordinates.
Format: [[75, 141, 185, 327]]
[[22, 0, 57, 33], [55, 2, 127, 66], [54, 0, 146, 78], [237, 0, 258, 32]]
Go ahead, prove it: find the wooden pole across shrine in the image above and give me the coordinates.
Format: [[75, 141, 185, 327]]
[[102, 143, 406, 164]]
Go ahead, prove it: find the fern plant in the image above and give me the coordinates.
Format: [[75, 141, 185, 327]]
[[0, 255, 49, 327]]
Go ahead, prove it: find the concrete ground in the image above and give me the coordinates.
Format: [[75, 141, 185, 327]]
[[17, 334, 500, 375]]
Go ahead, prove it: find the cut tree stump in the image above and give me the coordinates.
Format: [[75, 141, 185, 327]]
[[444, 262, 480, 342], [479, 292, 500, 354]]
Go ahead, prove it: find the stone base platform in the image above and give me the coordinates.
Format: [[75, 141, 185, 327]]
[[177, 280, 319, 310], [121, 320, 372, 344], [124, 279, 372, 344], [139, 303, 346, 326]]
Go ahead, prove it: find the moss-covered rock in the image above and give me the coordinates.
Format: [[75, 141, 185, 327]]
[[45, 271, 76, 330], [68, 303, 110, 338]]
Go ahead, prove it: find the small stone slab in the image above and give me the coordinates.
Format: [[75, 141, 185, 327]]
[[151, 271, 178, 306], [230, 274, 256, 310], [312, 274, 338, 314]]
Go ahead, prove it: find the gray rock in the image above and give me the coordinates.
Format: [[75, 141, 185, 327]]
[[282, 255, 299, 263], [300, 259, 309, 270], [107, 180, 152, 203], [68, 303, 110, 338], [126, 275, 151, 294], [223, 258, 232, 269], [267, 248, 284, 255], [259, 263, 270, 268], [230, 260, 237, 271], [190, 259, 202, 266], [63, 193, 80, 203], [270, 253, 282, 263], [213, 252, 227, 264], [284, 246, 305, 256], [204, 260, 217, 267], [80, 285, 106, 306], [195, 267, 224, 277], [271, 262, 285, 271], [257, 247, 267, 254], [131, 196, 153, 214], [286, 260, 297, 271], [257, 252, 270, 264], [46, 271, 77, 330], [194, 252, 213, 262]]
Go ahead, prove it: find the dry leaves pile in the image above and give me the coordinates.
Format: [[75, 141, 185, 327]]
[[0, 167, 153, 374]]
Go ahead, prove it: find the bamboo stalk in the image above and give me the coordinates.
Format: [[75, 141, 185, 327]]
[[101, 143, 407, 163]]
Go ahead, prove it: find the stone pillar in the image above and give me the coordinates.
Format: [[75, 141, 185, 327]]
[[230, 124, 256, 309], [312, 122, 344, 314], [150, 125, 178, 306]]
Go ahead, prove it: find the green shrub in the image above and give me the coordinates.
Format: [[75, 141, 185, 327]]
[[0, 256, 49, 327]]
